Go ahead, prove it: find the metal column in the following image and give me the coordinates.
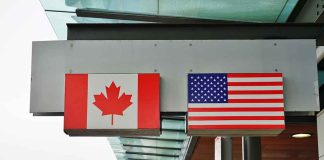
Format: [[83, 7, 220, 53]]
[[221, 137, 232, 160], [243, 137, 261, 160]]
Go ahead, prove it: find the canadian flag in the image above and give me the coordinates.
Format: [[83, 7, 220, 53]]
[[64, 73, 160, 136]]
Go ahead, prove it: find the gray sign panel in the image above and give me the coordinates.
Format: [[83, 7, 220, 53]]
[[30, 40, 319, 114]]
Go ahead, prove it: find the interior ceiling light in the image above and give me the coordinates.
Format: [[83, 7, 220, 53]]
[[292, 133, 311, 138]]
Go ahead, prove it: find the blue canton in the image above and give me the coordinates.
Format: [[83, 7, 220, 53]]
[[188, 73, 228, 103]]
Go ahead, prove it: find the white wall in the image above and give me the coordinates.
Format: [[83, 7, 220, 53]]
[[0, 0, 116, 159]]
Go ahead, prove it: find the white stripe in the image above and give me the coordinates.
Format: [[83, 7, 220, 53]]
[[188, 112, 284, 116], [228, 77, 283, 82], [188, 120, 285, 125], [228, 94, 283, 99], [188, 103, 284, 108], [228, 86, 283, 90]]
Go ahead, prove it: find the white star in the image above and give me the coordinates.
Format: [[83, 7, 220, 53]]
[[204, 88, 207, 90], [194, 90, 197, 93], [197, 76, 200, 79], [191, 88, 194, 90], [198, 93, 201, 96], [198, 99, 200, 102], [220, 79, 223, 82], [194, 79, 197, 81], [197, 88, 200, 90], [217, 88, 220, 90], [210, 76, 213, 79], [194, 85, 197, 87], [217, 76, 219, 79], [207, 85, 210, 87], [204, 76, 206, 79], [223, 76, 226, 79]]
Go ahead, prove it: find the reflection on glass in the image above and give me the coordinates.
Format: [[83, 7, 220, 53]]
[[41, 0, 298, 22], [108, 119, 187, 159]]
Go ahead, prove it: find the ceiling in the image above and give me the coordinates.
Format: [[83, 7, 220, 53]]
[[190, 123, 318, 160], [39, 0, 300, 39]]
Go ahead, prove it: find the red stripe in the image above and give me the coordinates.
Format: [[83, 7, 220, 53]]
[[188, 107, 284, 112], [228, 90, 283, 94], [64, 74, 88, 129], [138, 74, 160, 129], [188, 116, 285, 120], [188, 125, 285, 130], [228, 99, 284, 103], [227, 82, 283, 86], [227, 73, 283, 78]]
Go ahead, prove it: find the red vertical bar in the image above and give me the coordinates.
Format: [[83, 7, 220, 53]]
[[64, 74, 88, 129], [138, 74, 160, 129]]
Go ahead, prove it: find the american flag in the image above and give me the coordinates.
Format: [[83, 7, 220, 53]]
[[187, 73, 285, 133]]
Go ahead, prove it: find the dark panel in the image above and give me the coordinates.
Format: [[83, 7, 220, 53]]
[[320, 85, 324, 110], [67, 23, 324, 42]]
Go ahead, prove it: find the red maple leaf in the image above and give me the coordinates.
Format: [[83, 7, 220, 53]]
[[93, 81, 132, 125]]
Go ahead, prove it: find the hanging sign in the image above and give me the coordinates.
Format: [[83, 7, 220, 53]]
[[187, 73, 285, 136], [64, 73, 160, 136]]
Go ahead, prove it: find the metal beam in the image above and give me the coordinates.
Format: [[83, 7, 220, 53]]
[[76, 8, 246, 24], [67, 23, 324, 44], [287, 0, 308, 22], [122, 144, 181, 150], [126, 151, 179, 157]]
